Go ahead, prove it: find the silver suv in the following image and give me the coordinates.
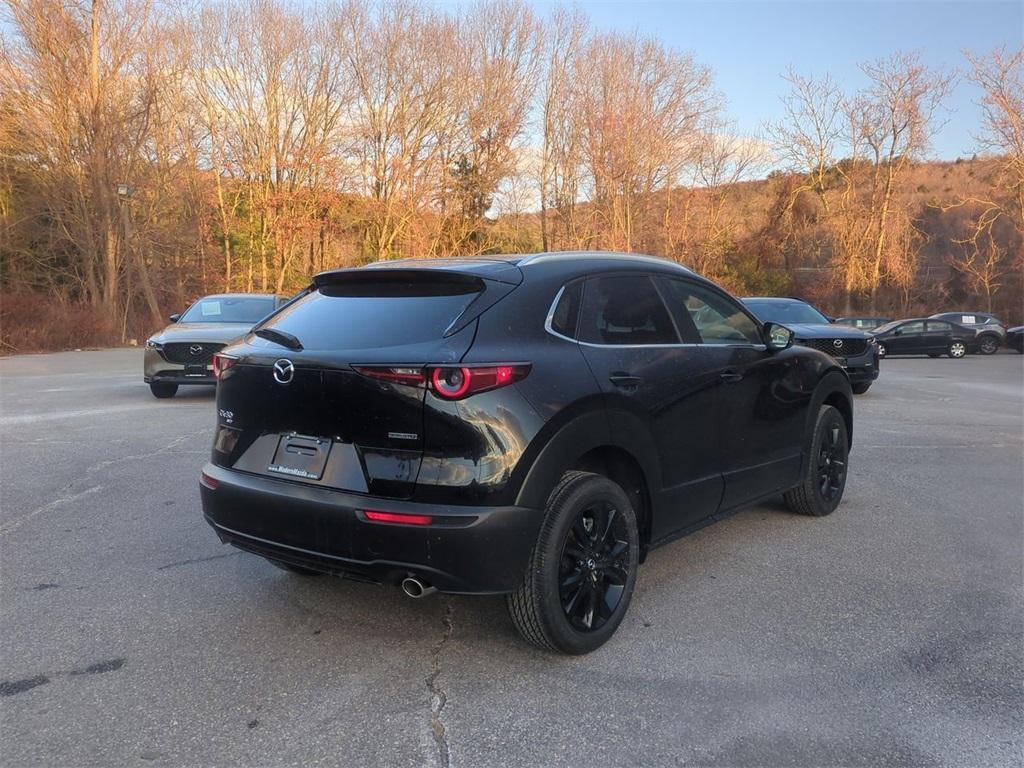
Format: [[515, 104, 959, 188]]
[[929, 312, 1006, 355], [144, 293, 287, 398]]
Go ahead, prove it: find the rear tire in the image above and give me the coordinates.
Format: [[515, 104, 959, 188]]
[[149, 382, 178, 398], [269, 559, 323, 576], [507, 471, 640, 654], [851, 382, 872, 395], [948, 341, 967, 358], [783, 405, 849, 517], [978, 335, 1000, 355]]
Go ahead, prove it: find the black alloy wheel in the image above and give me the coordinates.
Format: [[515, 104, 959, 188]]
[[507, 471, 640, 654], [558, 500, 630, 632], [783, 405, 849, 517], [816, 418, 847, 504]]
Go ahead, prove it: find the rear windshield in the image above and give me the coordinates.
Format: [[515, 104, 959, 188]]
[[180, 296, 276, 323], [259, 276, 481, 350]]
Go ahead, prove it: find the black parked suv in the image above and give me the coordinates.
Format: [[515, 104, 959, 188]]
[[743, 298, 880, 394], [200, 253, 854, 653]]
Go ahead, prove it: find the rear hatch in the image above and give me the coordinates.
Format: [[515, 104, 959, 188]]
[[213, 266, 520, 499]]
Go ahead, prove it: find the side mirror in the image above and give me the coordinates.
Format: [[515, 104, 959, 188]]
[[764, 322, 793, 351], [893, 327, 902, 336], [169, 313, 181, 323]]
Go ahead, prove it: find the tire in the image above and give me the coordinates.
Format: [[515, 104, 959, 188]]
[[948, 341, 967, 359], [783, 405, 849, 517], [851, 382, 872, 395], [507, 471, 640, 655], [977, 335, 1000, 355], [149, 382, 178, 398], [877, 343, 887, 358], [269, 559, 323, 576]]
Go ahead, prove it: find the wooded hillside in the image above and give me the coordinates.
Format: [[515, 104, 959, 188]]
[[1, 0, 1021, 352]]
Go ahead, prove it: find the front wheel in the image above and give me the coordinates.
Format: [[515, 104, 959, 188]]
[[978, 335, 1000, 355], [149, 382, 178, 398], [851, 382, 872, 395], [948, 341, 967, 358], [783, 404, 849, 517], [507, 471, 640, 654], [877, 343, 887, 358]]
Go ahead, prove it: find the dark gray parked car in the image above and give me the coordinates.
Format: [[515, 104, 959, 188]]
[[144, 293, 287, 398], [929, 312, 1006, 355], [743, 297, 880, 395]]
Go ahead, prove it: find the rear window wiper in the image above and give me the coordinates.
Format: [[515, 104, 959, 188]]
[[254, 327, 303, 351]]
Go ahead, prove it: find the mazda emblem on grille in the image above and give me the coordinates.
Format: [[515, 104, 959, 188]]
[[273, 359, 294, 385], [189, 344, 204, 356], [833, 339, 843, 349]]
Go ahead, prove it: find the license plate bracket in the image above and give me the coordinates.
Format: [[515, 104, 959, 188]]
[[267, 434, 332, 480], [185, 363, 209, 377]]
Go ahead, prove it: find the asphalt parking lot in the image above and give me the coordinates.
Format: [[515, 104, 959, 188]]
[[1, 348, 1021, 767]]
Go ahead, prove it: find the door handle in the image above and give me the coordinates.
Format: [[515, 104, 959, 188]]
[[609, 373, 642, 389], [720, 370, 744, 383]]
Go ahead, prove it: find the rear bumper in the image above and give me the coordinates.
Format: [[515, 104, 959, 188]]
[[199, 463, 544, 594]]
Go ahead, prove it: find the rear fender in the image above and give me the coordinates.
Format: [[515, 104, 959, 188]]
[[514, 407, 661, 512]]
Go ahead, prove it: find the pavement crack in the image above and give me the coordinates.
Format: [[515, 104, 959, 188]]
[[426, 599, 455, 768]]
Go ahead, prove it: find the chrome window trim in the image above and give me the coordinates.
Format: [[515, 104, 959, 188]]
[[543, 283, 766, 351]]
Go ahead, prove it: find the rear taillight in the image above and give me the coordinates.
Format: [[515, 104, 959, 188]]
[[430, 365, 530, 399], [362, 510, 433, 526], [212, 354, 238, 379], [353, 363, 530, 400]]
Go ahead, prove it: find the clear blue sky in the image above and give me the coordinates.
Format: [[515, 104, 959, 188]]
[[518, 0, 1023, 160]]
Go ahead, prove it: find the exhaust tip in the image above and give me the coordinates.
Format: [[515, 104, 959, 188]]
[[401, 577, 436, 599]]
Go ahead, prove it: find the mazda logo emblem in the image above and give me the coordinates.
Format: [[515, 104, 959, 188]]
[[832, 339, 844, 349], [189, 344, 203, 356], [273, 359, 294, 385]]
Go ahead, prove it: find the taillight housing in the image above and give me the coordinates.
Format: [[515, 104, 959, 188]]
[[353, 363, 530, 400], [212, 353, 238, 379]]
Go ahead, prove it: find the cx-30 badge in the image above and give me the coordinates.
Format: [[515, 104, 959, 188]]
[[189, 344, 204, 356], [833, 339, 844, 349], [273, 359, 294, 385]]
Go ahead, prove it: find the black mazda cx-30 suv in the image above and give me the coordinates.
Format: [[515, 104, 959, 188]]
[[200, 252, 854, 653]]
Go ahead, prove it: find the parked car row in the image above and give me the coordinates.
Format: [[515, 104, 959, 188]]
[[834, 311, 1016, 355]]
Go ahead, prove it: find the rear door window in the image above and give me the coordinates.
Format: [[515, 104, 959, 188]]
[[578, 275, 679, 345], [261, 275, 482, 350]]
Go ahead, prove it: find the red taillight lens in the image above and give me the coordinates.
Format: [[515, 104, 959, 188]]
[[212, 354, 238, 379], [352, 366, 426, 386], [199, 471, 219, 490], [429, 364, 530, 400], [362, 510, 433, 526]]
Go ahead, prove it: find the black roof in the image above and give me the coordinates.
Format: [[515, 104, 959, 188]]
[[316, 252, 695, 286]]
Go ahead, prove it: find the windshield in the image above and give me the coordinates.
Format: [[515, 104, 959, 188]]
[[179, 297, 276, 324], [743, 300, 829, 325]]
